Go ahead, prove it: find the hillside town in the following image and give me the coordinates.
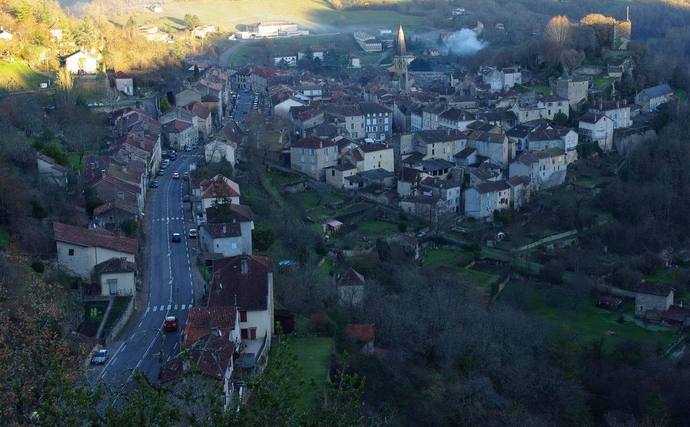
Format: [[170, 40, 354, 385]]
[[4, 0, 690, 425]]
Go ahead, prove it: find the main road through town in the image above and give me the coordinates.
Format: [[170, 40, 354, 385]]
[[95, 154, 197, 390]]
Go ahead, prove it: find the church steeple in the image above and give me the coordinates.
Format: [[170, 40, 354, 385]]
[[397, 25, 406, 56]]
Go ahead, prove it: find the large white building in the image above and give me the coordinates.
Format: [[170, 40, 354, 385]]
[[53, 222, 137, 281]]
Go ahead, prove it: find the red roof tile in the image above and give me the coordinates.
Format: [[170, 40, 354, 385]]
[[53, 222, 138, 254], [346, 323, 375, 342]]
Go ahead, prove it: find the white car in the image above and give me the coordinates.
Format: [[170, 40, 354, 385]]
[[188, 228, 198, 238]]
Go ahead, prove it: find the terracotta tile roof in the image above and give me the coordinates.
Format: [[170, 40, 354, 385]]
[[202, 222, 242, 239], [189, 102, 210, 119], [209, 255, 273, 311], [507, 175, 530, 186], [160, 335, 235, 384], [346, 323, 375, 342], [292, 136, 336, 149], [454, 147, 476, 159], [200, 175, 241, 199], [94, 257, 136, 275], [53, 222, 138, 254], [205, 204, 254, 224], [163, 119, 193, 133], [183, 306, 237, 348], [475, 180, 510, 194], [359, 143, 390, 153], [468, 131, 505, 143], [93, 199, 139, 217]]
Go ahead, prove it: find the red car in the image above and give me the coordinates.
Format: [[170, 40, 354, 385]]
[[163, 316, 178, 332]]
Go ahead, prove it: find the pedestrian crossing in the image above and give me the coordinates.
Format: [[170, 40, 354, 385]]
[[153, 217, 185, 222], [146, 303, 193, 314]]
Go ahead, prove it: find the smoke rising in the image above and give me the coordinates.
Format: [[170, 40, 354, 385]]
[[444, 29, 487, 56]]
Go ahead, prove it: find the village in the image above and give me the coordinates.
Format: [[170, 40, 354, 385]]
[[2, 0, 690, 423]]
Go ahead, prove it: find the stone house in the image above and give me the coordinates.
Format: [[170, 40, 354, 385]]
[[337, 268, 366, 307], [578, 113, 614, 151], [556, 77, 590, 107], [53, 222, 138, 281], [361, 102, 392, 141], [290, 136, 338, 180], [634, 285, 674, 317], [94, 257, 136, 296], [635, 84, 674, 112], [208, 255, 274, 368], [509, 149, 567, 191], [463, 180, 511, 221]]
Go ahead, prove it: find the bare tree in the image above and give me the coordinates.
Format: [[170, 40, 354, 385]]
[[545, 15, 573, 47]]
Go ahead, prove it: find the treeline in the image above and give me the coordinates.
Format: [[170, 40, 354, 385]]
[[0, 0, 186, 73]]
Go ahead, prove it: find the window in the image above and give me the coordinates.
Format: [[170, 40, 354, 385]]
[[331, 170, 335, 176], [240, 328, 248, 339], [68, 249, 74, 256], [240, 311, 247, 322], [107, 279, 118, 295]]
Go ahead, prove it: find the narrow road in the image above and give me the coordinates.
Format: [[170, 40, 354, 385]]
[[95, 155, 196, 389]]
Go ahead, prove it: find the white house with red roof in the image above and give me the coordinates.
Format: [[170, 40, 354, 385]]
[[53, 222, 138, 280], [199, 174, 241, 210]]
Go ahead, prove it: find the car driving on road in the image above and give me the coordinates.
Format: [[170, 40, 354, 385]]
[[172, 172, 180, 179], [171, 232, 181, 242], [163, 316, 178, 332], [91, 349, 109, 365]]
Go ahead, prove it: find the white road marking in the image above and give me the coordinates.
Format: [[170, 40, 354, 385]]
[[181, 304, 186, 310], [145, 307, 150, 315], [167, 304, 172, 310], [152, 305, 158, 312]]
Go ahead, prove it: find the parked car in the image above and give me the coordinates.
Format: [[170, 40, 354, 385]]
[[183, 195, 190, 202], [183, 172, 190, 179], [158, 169, 165, 176], [172, 172, 180, 179], [149, 180, 159, 188], [171, 233, 181, 242], [184, 145, 192, 152], [91, 349, 109, 365], [188, 228, 198, 238], [162, 316, 178, 332]]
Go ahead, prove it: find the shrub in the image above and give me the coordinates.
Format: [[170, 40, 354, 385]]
[[30, 260, 44, 273]]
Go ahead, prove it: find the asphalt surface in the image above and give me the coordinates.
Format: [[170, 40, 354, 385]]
[[94, 155, 197, 389]]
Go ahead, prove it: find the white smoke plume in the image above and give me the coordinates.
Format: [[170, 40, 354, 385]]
[[444, 29, 487, 56]]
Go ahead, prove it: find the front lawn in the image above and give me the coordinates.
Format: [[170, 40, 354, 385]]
[[283, 336, 333, 411], [356, 220, 399, 239]]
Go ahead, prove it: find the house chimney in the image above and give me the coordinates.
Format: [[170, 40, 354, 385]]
[[240, 255, 248, 274]]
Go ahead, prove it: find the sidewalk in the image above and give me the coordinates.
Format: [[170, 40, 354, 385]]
[[181, 155, 208, 306]]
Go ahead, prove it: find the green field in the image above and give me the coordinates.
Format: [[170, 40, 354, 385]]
[[114, 0, 423, 32], [425, 248, 474, 269], [284, 336, 333, 411], [538, 304, 679, 352], [0, 61, 47, 91]]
